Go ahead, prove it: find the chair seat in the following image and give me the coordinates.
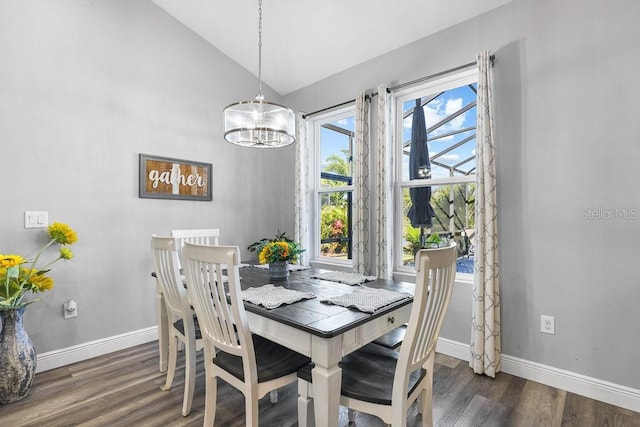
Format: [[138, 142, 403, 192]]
[[215, 334, 311, 383], [372, 324, 407, 350], [297, 343, 425, 406], [173, 314, 202, 340]]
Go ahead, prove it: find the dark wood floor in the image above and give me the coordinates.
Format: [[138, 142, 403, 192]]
[[1, 341, 639, 426]]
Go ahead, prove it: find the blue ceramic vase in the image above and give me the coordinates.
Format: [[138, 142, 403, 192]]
[[0, 306, 37, 404]]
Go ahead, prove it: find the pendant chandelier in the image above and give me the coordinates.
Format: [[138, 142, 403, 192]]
[[223, 0, 295, 148]]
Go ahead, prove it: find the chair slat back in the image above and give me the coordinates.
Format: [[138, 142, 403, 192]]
[[150, 236, 189, 319], [397, 244, 457, 380], [171, 229, 221, 267], [182, 242, 253, 360]]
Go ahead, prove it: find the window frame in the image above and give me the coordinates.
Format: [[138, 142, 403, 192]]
[[392, 67, 478, 281], [310, 105, 356, 267]]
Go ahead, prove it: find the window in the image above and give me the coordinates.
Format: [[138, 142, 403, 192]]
[[394, 68, 477, 276], [312, 107, 356, 265]]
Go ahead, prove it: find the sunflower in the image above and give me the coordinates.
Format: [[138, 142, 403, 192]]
[[0, 254, 26, 268], [255, 239, 303, 264], [29, 273, 55, 292], [59, 247, 74, 260], [47, 222, 78, 245]]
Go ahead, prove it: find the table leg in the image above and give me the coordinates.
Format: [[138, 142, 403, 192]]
[[156, 286, 168, 372], [311, 336, 342, 427]]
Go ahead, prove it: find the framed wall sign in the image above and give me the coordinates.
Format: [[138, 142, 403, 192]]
[[139, 154, 212, 201]]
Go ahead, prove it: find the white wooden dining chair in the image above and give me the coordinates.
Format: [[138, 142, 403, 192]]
[[153, 229, 220, 372], [182, 242, 311, 427], [297, 243, 458, 427], [171, 228, 220, 268], [150, 236, 203, 416], [372, 245, 455, 352]]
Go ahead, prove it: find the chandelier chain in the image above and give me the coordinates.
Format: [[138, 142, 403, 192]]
[[257, 0, 263, 100]]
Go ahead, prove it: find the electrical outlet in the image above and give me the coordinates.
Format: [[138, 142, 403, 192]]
[[540, 315, 555, 334], [64, 299, 78, 319]]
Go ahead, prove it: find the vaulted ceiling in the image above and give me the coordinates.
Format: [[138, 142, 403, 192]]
[[150, 0, 511, 96]]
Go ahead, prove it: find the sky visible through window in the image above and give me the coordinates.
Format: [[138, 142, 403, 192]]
[[320, 117, 355, 174], [318, 83, 476, 179], [402, 83, 478, 180]]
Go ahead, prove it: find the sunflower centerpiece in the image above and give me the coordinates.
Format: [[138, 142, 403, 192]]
[[248, 232, 304, 280]]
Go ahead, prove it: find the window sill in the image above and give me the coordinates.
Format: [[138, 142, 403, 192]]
[[310, 259, 353, 272], [393, 270, 474, 286]]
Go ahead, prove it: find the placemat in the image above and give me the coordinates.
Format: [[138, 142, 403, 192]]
[[321, 286, 411, 313], [240, 284, 316, 309], [311, 271, 377, 286]]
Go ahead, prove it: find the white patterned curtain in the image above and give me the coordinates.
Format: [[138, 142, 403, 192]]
[[470, 50, 501, 377], [352, 91, 370, 274], [294, 113, 312, 266], [375, 85, 393, 279]]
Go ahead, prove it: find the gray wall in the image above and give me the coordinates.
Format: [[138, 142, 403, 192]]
[[0, 0, 293, 353], [284, 0, 640, 390], [2, 0, 638, 394]]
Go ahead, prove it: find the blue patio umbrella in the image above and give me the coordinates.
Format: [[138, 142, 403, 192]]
[[407, 99, 434, 245]]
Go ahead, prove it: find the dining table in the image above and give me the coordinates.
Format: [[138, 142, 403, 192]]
[[154, 265, 415, 427]]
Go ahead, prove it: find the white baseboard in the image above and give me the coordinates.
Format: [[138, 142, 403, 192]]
[[436, 336, 472, 361], [35, 330, 640, 414], [436, 337, 640, 414], [36, 326, 158, 373]]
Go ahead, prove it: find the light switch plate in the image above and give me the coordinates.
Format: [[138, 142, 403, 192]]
[[24, 211, 48, 229]]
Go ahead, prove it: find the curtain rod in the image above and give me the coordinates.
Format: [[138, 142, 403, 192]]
[[301, 55, 494, 119]]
